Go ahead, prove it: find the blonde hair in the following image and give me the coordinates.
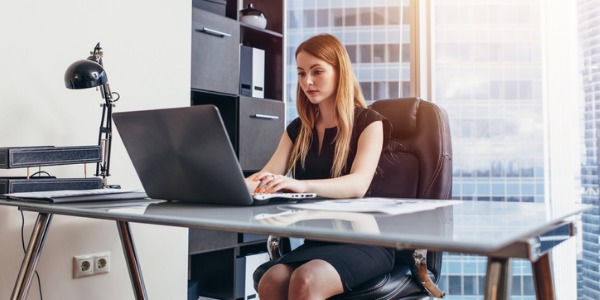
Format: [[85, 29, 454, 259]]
[[288, 34, 367, 178]]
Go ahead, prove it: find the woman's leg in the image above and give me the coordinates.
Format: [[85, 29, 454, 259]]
[[288, 259, 344, 300], [257, 263, 294, 300]]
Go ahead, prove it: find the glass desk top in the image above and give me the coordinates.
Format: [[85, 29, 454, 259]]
[[0, 198, 589, 260]]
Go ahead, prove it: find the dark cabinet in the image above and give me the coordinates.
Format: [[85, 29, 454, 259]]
[[192, 93, 284, 173], [238, 97, 283, 171], [191, 8, 240, 95], [189, 1, 285, 299], [190, 0, 285, 173], [190, 0, 284, 101], [188, 229, 268, 300]]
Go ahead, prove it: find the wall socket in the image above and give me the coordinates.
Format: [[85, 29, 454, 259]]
[[73, 252, 110, 278]]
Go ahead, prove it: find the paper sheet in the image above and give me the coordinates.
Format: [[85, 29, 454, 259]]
[[286, 198, 462, 215]]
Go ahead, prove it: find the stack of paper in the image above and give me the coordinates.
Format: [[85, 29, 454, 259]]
[[2, 188, 147, 203], [286, 198, 462, 215]]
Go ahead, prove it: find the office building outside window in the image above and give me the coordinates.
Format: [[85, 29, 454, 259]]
[[285, 0, 581, 298], [285, 0, 411, 123], [432, 1, 580, 299], [578, 0, 600, 298], [431, 1, 545, 298]]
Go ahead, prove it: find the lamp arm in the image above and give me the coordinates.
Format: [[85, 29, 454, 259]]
[[96, 84, 114, 185], [104, 99, 113, 179], [100, 82, 120, 103]]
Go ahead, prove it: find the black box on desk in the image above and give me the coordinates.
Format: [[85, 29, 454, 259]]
[[0, 177, 102, 194], [0, 145, 101, 169]]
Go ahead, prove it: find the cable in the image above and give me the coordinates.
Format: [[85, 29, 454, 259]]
[[20, 211, 44, 300], [28, 171, 52, 178], [111, 91, 120, 102]]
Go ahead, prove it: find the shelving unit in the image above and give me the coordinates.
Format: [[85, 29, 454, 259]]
[[188, 1, 285, 299], [188, 229, 269, 300], [190, 0, 285, 174]]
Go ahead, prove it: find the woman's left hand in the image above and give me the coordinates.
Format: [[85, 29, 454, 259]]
[[252, 172, 306, 194]]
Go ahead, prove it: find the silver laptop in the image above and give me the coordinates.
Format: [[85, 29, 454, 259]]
[[112, 105, 316, 205]]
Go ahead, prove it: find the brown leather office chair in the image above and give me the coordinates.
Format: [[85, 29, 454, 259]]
[[254, 97, 453, 299]]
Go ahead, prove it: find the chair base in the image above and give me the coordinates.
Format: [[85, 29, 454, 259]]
[[328, 265, 429, 300]]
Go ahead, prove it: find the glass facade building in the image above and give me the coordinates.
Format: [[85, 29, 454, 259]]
[[285, 0, 411, 122], [432, 1, 543, 298], [578, 0, 600, 298], [285, 0, 580, 298]]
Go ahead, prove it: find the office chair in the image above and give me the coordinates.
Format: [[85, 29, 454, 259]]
[[253, 97, 453, 299]]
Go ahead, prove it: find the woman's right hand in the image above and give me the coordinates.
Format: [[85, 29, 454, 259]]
[[252, 172, 307, 194]]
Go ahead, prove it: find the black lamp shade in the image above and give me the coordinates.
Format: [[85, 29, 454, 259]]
[[64, 59, 107, 89]]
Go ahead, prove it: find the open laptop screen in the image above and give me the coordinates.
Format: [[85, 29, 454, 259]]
[[113, 105, 254, 205]]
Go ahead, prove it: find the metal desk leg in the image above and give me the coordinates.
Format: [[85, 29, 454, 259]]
[[11, 213, 53, 300], [532, 253, 555, 300], [484, 257, 511, 300], [116, 220, 148, 300]]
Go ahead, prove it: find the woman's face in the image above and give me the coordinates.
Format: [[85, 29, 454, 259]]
[[296, 51, 338, 106]]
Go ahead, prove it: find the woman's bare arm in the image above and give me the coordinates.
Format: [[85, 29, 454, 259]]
[[254, 121, 384, 198]]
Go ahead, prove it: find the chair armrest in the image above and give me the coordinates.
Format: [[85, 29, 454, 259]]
[[413, 249, 445, 298]]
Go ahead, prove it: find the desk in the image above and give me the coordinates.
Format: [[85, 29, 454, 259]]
[[0, 198, 588, 300]]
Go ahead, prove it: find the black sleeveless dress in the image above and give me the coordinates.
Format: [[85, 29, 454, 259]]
[[261, 107, 395, 292]]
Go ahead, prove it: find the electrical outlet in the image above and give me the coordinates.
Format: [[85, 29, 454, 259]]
[[73, 255, 94, 278], [73, 251, 111, 278], [94, 252, 110, 274]]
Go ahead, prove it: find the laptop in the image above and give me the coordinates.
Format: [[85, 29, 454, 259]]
[[112, 105, 316, 205]]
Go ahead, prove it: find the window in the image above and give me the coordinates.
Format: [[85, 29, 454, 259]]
[[285, 0, 582, 298], [285, 1, 411, 122]]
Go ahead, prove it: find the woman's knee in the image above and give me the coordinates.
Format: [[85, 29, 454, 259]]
[[288, 261, 343, 298], [257, 264, 293, 299], [288, 267, 314, 294]]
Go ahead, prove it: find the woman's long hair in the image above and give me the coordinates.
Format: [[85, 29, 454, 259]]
[[288, 34, 367, 178]]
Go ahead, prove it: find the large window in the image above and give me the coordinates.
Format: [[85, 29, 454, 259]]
[[433, 1, 545, 206], [431, 1, 581, 298], [285, 0, 582, 298], [285, 0, 411, 123]]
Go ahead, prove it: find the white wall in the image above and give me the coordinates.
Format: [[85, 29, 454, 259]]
[[0, 0, 191, 299]]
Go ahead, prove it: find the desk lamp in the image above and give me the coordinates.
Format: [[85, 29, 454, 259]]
[[64, 43, 120, 186]]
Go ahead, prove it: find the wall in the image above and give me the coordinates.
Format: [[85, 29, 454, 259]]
[[0, 0, 191, 299]]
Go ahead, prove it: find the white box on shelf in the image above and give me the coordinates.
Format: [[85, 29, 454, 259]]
[[236, 252, 269, 300], [240, 45, 265, 99], [251, 47, 265, 98]]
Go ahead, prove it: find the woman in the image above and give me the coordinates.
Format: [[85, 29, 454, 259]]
[[247, 34, 393, 299]]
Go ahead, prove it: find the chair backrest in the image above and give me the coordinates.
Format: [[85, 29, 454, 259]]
[[369, 97, 453, 285], [369, 97, 453, 200]]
